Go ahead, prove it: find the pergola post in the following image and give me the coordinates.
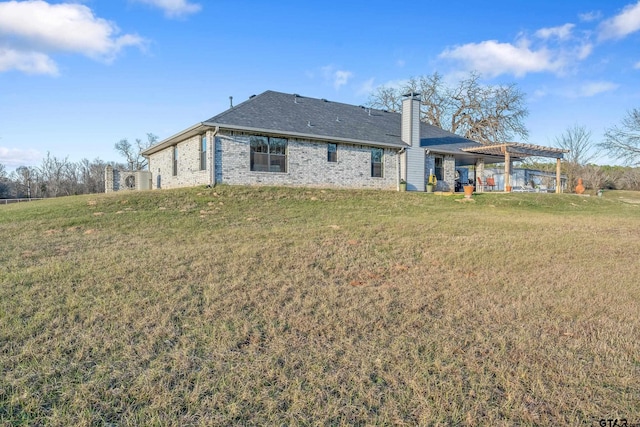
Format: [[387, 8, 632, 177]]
[[556, 158, 562, 194], [504, 150, 511, 191]]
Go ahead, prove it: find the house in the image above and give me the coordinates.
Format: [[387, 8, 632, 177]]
[[139, 90, 567, 192]]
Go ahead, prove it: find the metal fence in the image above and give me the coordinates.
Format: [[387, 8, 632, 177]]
[[1, 198, 44, 205]]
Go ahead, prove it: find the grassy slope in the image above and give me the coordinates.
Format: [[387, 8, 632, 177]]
[[1, 187, 639, 426]]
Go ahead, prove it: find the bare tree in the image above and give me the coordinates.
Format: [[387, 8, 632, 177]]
[[78, 158, 107, 194], [13, 166, 38, 198], [581, 164, 607, 190], [620, 167, 640, 190], [600, 108, 640, 165], [115, 133, 158, 170], [554, 125, 599, 190], [0, 163, 11, 198], [554, 125, 597, 165], [368, 71, 529, 144], [38, 152, 70, 197]]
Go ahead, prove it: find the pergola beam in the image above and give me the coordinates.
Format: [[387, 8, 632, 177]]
[[460, 141, 569, 193], [507, 147, 564, 159], [461, 142, 568, 159]]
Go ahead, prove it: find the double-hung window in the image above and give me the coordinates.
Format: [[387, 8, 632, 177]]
[[371, 148, 383, 178], [172, 146, 178, 176], [200, 136, 207, 171], [327, 143, 337, 162], [434, 156, 443, 181], [250, 136, 287, 173]]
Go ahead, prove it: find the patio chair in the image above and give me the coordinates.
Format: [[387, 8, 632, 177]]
[[485, 177, 496, 191], [476, 177, 484, 192]]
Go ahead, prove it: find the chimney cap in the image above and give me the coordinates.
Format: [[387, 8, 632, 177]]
[[402, 91, 422, 99]]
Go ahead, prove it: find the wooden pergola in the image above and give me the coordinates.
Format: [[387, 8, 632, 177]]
[[461, 142, 570, 193]]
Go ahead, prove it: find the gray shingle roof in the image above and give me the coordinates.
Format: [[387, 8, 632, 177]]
[[204, 90, 484, 149], [142, 90, 485, 156], [204, 90, 407, 147]]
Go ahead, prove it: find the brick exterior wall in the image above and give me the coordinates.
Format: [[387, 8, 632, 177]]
[[148, 130, 398, 190], [475, 158, 485, 191], [443, 155, 456, 191], [148, 133, 210, 189], [425, 154, 457, 192]]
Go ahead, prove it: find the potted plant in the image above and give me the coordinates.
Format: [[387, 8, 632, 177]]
[[463, 184, 474, 198], [399, 179, 407, 192], [427, 174, 437, 193]]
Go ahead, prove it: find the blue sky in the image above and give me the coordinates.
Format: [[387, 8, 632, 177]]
[[1, 0, 640, 170]]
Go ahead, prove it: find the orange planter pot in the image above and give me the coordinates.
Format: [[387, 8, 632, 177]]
[[506, 185, 512, 192], [463, 185, 474, 198]]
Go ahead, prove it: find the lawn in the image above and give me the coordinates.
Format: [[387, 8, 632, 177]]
[[1, 186, 639, 426]]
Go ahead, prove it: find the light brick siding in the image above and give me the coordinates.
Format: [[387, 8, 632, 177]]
[[475, 158, 485, 191], [149, 130, 398, 190], [425, 154, 456, 191], [443, 155, 456, 191], [148, 134, 210, 189]]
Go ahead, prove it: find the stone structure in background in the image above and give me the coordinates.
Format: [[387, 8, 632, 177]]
[[104, 165, 152, 193]]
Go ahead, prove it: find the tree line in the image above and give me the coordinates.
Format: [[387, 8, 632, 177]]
[[0, 134, 156, 199], [0, 154, 125, 199]]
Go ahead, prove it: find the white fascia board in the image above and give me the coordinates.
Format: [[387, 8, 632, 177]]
[[141, 123, 210, 156]]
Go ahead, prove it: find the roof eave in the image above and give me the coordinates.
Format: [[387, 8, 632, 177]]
[[141, 123, 210, 156]]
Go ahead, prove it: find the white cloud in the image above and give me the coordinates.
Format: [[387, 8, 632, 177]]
[[574, 81, 619, 97], [598, 1, 640, 40], [0, 147, 42, 168], [439, 39, 563, 78], [356, 77, 375, 96], [0, 47, 58, 75], [0, 1, 145, 75], [579, 11, 602, 22], [321, 65, 354, 90], [582, 81, 618, 96], [439, 22, 597, 79], [634, 61, 640, 69], [334, 70, 353, 89], [396, 59, 406, 68], [531, 88, 548, 100], [577, 43, 593, 60], [535, 23, 575, 40], [132, 0, 201, 18]]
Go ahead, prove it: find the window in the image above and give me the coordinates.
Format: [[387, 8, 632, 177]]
[[250, 136, 287, 172], [200, 136, 207, 171], [172, 146, 178, 176], [327, 143, 337, 162], [434, 156, 443, 181], [371, 148, 383, 177]]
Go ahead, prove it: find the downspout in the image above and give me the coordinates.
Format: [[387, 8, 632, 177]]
[[397, 147, 406, 191], [210, 126, 219, 187]]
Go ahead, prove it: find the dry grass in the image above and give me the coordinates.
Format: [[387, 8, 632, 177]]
[[1, 186, 639, 426]]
